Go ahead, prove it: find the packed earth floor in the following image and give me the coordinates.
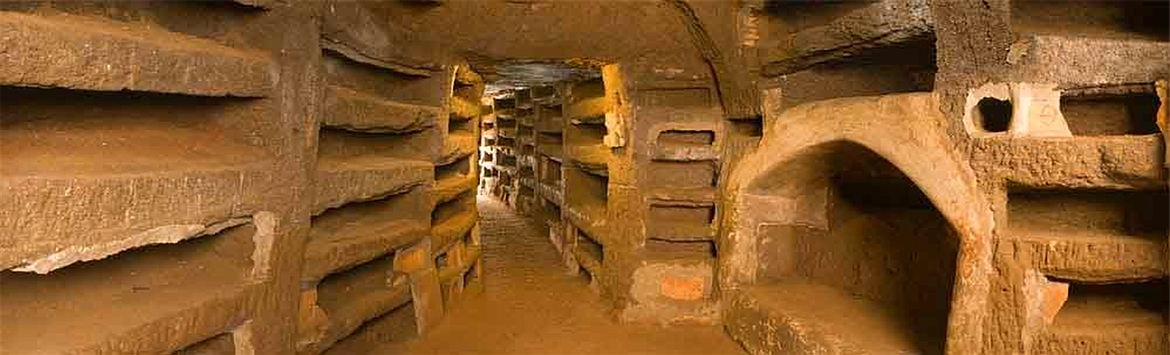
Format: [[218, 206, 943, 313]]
[[361, 196, 745, 355]]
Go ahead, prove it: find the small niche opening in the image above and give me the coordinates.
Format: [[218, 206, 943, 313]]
[[437, 155, 471, 181], [975, 97, 1013, 133], [498, 137, 516, 148], [649, 161, 718, 189], [647, 204, 717, 242], [657, 130, 716, 147], [1049, 278, 1168, 329], [731, 118, 764, 138], [450, 117, 474, 134], [1061, 93, 1161, 136], [499, 154, 517, 168]]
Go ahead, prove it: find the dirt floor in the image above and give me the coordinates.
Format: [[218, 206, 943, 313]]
[[366, 195, 746, 355]]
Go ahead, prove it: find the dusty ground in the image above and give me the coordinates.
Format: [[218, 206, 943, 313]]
[[367, 195, 745, 355]]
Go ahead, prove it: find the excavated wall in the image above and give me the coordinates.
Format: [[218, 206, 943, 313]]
[[2, 0, 1167, 354]]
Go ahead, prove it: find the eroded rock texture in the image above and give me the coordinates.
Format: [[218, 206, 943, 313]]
[[1, 1, 1166, 354]]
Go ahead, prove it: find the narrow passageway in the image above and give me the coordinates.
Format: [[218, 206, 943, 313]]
[[369, 196, 744, 355]]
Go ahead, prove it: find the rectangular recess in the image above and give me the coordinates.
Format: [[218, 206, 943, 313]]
[[437, 155, 471, 181], [1012, 0, 1169, 41], [1008, 189, 1168, 239], [317, 127, 430, 161], [565, 166, 608, 205], [449, 116, 474, 134], [647, 204, 716, 242], [305, 187, 428, 284], [648, 161, 717, 189], [539, 131, 564, 145], [657, 129, 715, 147], [1042, 277, 1169, 355], [1, 223, 256, 355], [1061, 92, 1161, 136], [499, 154, 518, 168]]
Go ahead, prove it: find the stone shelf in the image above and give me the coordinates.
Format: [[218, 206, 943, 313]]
[[434, 174, 478, 205], [0, 223, 259, 355], [571, 224, 606, 281], [438, 244, 483, 284], [498, 127, 518, 139], [324, 85, 440, 133], [1, 105, 275, 271], [306, 257, 412, 355], [437, 133, 477, 166], [1010, 35, 1169, 89], [539, 144, 565, 162], [646, 202, 717, 242], [303, 191, 430, 284], [449, 96, 480, 121], [565, 92, 607, 124], [972, 135, 1166, 190], [565, 203, 609, 247], [1032, 281, 1168, 355], [0, 12, 275, 97], [566, 143, 610, 176], [760, 0, 934, 76], [1006, 227, 1167, 283], [728, 283, 927, 355], [313, 156, 432, 215], [431, 197, 478, 257]]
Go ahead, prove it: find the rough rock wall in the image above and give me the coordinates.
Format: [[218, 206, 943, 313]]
[[462, 0, 754, 326], [0, 1, 483, 354], [724, 0, 1168, 354]]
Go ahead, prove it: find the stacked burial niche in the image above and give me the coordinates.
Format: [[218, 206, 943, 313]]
[[943, 0, 1170, 354], [531, 85, 567, 251], [478, 61, 733, 325], [0, 2, 295, 353], [724, 0, 1169, 354], [302, 21, 447, 353]]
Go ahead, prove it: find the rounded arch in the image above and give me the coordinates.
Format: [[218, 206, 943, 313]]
[[719, 93, 992, 355]]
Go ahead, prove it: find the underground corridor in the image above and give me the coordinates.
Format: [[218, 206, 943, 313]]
[[2, 1, 1169, 355]]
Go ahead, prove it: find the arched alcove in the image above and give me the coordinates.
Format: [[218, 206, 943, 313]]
[[749, 141, 958, 354], [720, 93, 993, 355]]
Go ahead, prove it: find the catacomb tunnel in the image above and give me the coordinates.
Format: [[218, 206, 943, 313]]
[[1, 0, 1168, 354]]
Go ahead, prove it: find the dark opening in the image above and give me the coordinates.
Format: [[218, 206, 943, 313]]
[[976, 97, 1012, 133]]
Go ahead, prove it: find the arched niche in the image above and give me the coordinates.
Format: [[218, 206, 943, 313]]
[[720, 93, 993, 355]]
